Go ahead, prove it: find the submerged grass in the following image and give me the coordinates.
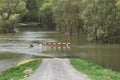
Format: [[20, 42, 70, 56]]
[[70, 59, 120, 80], [26, 22, 40, 27], [0, 59, 41, 80]]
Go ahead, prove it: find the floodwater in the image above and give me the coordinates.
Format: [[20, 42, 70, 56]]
[[0, 26, 120, 72]]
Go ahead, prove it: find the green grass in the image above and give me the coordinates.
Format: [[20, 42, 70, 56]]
[[0, 59, 41, 80], [27, 22, 40, 27], [70, 59, 120, 80]]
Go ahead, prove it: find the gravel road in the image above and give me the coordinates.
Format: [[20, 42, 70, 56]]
[[26, 58, 90, 80]]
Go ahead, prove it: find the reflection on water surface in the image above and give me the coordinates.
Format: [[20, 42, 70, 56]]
[[0, 27, 120, 72]]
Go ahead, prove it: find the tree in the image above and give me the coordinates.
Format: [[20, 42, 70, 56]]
[[0, 0, 28, 33], [82, 0, 120, 42], [23, 0, 43, 22], [38, 0, 120, 43], [39, 0, 58, 30]]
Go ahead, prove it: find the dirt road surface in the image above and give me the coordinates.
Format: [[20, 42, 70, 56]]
[[26, 58, 90, 80]]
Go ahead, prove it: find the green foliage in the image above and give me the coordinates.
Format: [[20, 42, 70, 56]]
[[9, 14, 20, 22], [80, 0, 120, 43], [38, 0, 58, 30], [0, 0, 28, 33], [70, 59, 120, 80], [16, 1, 27, 13], [24, 0, 120, 42], [25, 0, 44, 21], [41, 0, 120, 43], [27, 22, 40, 27], [0, 59, 41, 80], [116, 0, 120, 9]]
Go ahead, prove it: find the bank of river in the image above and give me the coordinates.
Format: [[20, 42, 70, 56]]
[[70, 59, 120, 80]]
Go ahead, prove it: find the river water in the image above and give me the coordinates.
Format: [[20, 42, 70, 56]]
[[0, 26, 120, 72]]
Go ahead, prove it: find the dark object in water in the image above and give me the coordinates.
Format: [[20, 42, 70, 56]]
[[30, 44, 34, 48]]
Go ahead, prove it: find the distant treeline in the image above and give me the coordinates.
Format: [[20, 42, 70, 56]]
[[0, 0, 120, 43], [25, 0, 120, 43]]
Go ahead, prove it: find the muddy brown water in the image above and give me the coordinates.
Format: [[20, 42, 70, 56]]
[[0, 26, 120, 72]]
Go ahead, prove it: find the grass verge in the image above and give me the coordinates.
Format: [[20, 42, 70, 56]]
[[0, 59, 41, 80], [70, 59, 120, 80]]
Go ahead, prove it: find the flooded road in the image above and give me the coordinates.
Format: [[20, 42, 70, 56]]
[[0, 31, 56, 72], [0, 26, 120, 72]]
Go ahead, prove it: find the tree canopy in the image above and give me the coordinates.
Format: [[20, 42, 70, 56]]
[[22, 0, 44, 22], [38, 0, 120, 43], [0, 0, 120, 43], [0, 0, 28, 33]]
